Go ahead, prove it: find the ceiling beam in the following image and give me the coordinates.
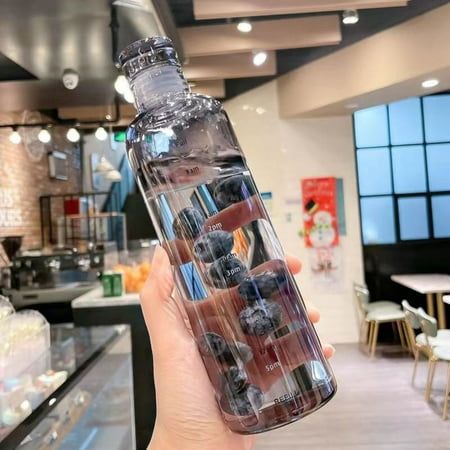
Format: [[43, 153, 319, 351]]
[[277, 4, 450, 117], [183, 52, 276, 81], [180, 16, 341, 57], [193, 0, 409, 20]]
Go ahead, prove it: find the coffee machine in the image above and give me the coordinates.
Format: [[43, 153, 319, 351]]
[[0, 236, 23, 290]]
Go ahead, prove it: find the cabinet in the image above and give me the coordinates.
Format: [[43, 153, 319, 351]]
[[0, 325, 135, 449]]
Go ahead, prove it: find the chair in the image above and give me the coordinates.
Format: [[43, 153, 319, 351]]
[[353, 284, 405, 357], [417, 308, 450, 419], [353, 283, 401, 314]]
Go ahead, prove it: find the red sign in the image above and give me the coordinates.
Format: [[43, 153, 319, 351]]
[[301, 177, 339, 248]]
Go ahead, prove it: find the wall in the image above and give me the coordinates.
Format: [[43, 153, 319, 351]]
[[224, 81, 362, 343], [0, 120, 81, 255]]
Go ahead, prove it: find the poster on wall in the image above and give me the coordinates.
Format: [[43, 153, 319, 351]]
[[301, 177, 343, 291]]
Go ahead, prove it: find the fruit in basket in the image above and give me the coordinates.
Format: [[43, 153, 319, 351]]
[[114, 262, 152, 293]]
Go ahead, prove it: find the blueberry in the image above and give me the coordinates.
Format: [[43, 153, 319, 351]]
[[239, 300, 282, 336], [238, 270, 288, 302], [223, 366, 248, 394], [193, 231, 234, 263], [207, 255, 248, 289], [220, 384, 264, 416], [221, 341, 253, 365], [172, 207, 205, 240], [213, 175, 255, 210], [198, 332, 227, 358]]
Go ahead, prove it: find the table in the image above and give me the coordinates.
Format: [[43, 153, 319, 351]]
[[391, 274, 450, 329]]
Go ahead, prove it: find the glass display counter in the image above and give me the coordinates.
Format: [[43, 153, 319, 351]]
[[0, 324, 134, 449]]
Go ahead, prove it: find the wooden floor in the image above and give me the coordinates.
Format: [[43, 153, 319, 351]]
[[255, 344, 450, 450]]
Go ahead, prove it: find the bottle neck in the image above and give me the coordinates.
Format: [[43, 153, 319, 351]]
[[129, 64, 190, 113]]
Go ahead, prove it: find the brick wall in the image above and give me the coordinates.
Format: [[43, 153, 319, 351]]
[[0, 120, 81, 261]]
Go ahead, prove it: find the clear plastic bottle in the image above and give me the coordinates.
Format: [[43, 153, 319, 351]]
[[120, 37, 336, 434]]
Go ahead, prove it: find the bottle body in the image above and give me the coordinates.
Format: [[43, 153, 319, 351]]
[[126, 92, 336, 433]]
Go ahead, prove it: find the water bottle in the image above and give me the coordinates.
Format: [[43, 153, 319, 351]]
[[120, 37, 336, 434]]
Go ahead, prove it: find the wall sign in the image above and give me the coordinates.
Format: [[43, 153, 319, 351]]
[[0, 188, 23, 227]]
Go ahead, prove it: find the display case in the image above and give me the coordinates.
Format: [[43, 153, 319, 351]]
[[0, 324, 135, 449]]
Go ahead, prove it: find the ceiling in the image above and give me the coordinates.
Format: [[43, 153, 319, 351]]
[[0, 0, 177, 115], [0, 0, 448, 119], [168, 0, 450, 99]]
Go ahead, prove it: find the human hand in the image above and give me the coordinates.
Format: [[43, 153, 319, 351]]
[[140, 246, 334, 450]]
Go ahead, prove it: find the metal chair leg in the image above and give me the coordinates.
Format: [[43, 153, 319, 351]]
[[370, 322, 380, 358], [412, 348, 420, 386], [443, 362, 450, 420], [425, 358, 437, 401]]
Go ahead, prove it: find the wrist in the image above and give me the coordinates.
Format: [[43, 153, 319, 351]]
[[148, 425, 218, 450]]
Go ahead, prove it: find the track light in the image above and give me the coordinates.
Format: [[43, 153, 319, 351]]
[[114, 75, 128, 94], [95, 126, 108, 141], [237, 20, 252, 33], [38, 128, 51, 143], [94, 156, 114, 173], [123, 88, 135, 104], [105, 170, 122, 182], [252, 51, 268, 66], [9, 129, 21, 145], [342, 10, 359, 25], [66, 127, 80, 143]]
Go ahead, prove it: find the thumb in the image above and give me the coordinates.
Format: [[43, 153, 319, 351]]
[[140, 246, 192, 361]]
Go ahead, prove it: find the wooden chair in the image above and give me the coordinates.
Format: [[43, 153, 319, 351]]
[[353, 284, 406, 358], [417, 308, 450, 419], [402, 300, 430, 385]]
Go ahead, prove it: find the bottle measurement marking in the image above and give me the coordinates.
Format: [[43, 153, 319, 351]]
[[185, 166, 200, 175], [274, 390, 300, 405], [265, 361, 281, 372], [226, 266, 241, 277], [208, 222, 223, 231]]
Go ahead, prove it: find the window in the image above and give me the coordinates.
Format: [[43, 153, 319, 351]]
[[360, 197, 396, 245], [356, 148, 392, 196], [397, 197, 429, 240], [354, 95, 450, 244]]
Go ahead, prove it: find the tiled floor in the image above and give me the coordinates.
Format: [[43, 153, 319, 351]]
[[255, 344, 450, 450]]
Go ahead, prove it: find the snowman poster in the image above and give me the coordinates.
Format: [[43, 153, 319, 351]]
[[301, 177, 343, 290]]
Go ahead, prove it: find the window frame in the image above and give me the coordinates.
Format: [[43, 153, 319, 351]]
[[354, 95, 450, 245]]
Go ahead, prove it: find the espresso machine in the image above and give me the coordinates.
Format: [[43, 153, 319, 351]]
[[0, 236, 23, 291], [1, 240, 111, 319]]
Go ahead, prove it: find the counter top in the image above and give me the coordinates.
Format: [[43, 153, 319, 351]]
[[72, 287, 140, 309]]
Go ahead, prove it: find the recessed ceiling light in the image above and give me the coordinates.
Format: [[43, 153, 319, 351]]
[[9, 130, 21, 145], [38, 128, 51, 143], [342, 10, 359, 25], [256, 107, 266, 115], [66, 127, 80, 143], [105, 114, 112, 120], [253, 51, 268, 66], [421, 78, 439, 89], [95, 126, 108, 141], [237, 20, 252, 33]]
